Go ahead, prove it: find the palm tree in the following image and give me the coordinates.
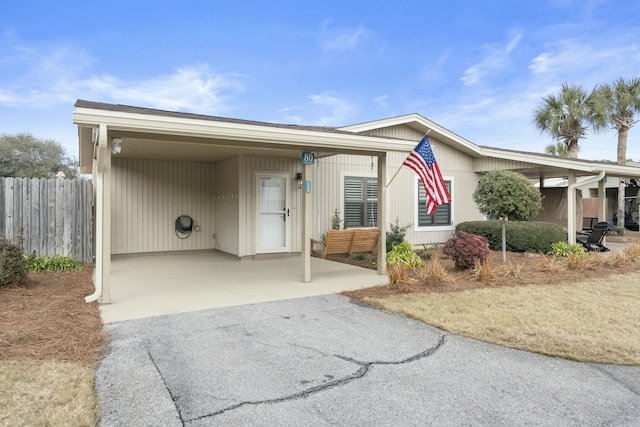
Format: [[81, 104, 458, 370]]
[[533, 82, 606, 158], [595, 77, 640, 230], [544, 142, 571, 157]]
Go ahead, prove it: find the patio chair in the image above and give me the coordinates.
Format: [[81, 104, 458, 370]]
[[576, 221, 610, 252]]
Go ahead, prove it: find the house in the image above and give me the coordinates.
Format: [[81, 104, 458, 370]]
[[73, 100, 640, 304]]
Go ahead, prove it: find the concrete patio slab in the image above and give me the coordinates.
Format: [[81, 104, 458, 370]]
[[101, 252, 387, 323]]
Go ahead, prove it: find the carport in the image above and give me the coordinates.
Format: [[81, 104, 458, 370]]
[[73, 100, 412, 306]]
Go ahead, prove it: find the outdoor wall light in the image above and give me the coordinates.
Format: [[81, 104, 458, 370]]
[[111, 137, 122, 155], [296, 172, 303, 189]]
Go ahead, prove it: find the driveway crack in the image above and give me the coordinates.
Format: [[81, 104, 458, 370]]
[[590, 365, 640, 398], [186, 334, 447, 424], [146, 341, 186, 426]]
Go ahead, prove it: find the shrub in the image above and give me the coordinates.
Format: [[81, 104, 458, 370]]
[[331, 209, 343, 230], [442, 231, 491, 270], [547, 242, 586, 257], [386, 265, 411, 288], [351, 253, 366, 261], [470, 260, 497, 282], [415, 258, 455, 286], [602, 251, 627, 267], [566, 252, 589, 270], [0, 238, 28, 288], [27, 254, 81, 273], [623, 242, 640, 262], [539, 254, 566, 272], [386, 240, 423, 268], [386, 218, 411, 252], [502, 261, 523, 279], [456, 221, 565, 253]]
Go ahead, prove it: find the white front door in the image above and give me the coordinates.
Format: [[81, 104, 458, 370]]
[[257, 173, 290, 253]]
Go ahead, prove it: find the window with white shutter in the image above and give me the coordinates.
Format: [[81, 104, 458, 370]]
[[417, 179, 451, 227], [344, 176, 377, 227]]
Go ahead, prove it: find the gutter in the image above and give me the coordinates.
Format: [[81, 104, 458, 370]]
[[85, 125, 107, 303], [567, 170, 606, 244]]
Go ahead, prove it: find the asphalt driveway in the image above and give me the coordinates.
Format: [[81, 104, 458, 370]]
[[96, 294, 640, 426]]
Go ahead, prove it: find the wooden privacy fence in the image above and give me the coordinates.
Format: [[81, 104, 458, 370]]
[[0, 177, 93, 262]]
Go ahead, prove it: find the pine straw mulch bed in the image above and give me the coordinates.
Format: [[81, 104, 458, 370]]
[[340, 233, 640, 301], [0, 264, 105, 366], [2, 232, 639, 365]]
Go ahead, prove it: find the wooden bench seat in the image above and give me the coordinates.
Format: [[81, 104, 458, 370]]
[[311, 228, 380, 258]]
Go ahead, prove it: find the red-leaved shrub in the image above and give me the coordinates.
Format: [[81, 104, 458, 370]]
[[442, 231, 491, 270]]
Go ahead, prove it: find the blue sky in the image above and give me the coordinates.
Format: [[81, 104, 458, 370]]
[[1, 0, 640, 162]]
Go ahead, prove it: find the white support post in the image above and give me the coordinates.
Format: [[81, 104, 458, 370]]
[[102, 141, 112, 303], [567, 171, 577, 243], [598, 178, 607, 221], [302, 162, 313, 282], [377, 153, 387, 275]]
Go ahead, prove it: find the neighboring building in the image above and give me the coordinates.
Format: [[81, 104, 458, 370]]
[[73, 100, 640, 303]]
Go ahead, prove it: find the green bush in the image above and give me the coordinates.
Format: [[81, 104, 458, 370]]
[[351, 252, 366, 261], [442, 231, 491, 270], [456, 221, 565, 253], [0, 238, 28, 288], [386, 218, 411, 252], [27, 254, 81, 273], [416, 250, 433, 261], [331, 208, 343, 230], [386, 240, 423, 268], [547, 242, 586, 257]]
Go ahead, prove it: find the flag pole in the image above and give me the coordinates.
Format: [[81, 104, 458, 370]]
[[384, 129, 431, 192]]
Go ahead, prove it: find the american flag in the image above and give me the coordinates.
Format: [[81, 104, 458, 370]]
[[403, 134, 451, 215]]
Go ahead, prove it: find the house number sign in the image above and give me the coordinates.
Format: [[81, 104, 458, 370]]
[[302, 152, 315, 165]]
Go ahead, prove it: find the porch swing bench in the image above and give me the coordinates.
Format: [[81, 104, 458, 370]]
[[311, 228, 380, 258]]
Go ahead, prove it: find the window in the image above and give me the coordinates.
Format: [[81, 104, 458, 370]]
[[344, 176, 378, 227], [417, 179, 452, 227]]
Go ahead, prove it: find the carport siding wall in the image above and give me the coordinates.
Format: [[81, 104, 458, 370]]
[[111, 159, 215, 255], [112, 156, 308, 257], [215, 157, 240, 256]]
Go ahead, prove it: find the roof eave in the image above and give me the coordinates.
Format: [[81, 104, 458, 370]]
[[479, 147, 640, 178], [73, 106, 416, 154]]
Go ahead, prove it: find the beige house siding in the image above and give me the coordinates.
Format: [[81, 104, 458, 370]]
[[313, 154, 378, 236], [359, 124, 424, 141], [78, 127, 94, 175], [387, 139, 484, 245], [111, 158, 215, 255], [474, 157, 536, 173], [215, 157, 240, 256], [313, 133, 485, 246]]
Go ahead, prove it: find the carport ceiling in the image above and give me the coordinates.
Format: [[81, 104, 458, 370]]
[[109, 132, 341, 163]]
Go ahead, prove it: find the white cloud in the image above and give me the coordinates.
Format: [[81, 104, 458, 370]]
[[461, 32, 523, 86], [529, 40, 638, 79], [308, 92, 357, 126], [319, 22, 371, 52], [374, 94, 388, 109], [0, 38, 244, 114], [80, 65, 245, 114], [276, 91, 357, 126]]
